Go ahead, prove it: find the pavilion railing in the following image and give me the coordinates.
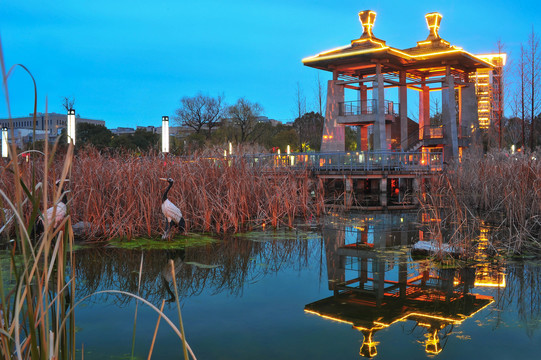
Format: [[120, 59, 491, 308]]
[[242, 150, 443, 172], [338, 100, 398, 117]]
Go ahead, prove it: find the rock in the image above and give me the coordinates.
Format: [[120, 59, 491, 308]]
[[411, 240, 462, 257], [72, 221, 93, 237]]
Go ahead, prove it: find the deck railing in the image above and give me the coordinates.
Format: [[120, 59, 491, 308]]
[[242, 151, 443, 172], [338, 100, 398, 117]]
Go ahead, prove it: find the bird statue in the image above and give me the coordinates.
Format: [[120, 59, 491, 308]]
[[159, 177, 185, 239], [35, 179, 69, 237]]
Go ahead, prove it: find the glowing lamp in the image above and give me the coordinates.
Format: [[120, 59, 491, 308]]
[[161, 116, 169, 153], [228, 142, 232, 155], [67, 109, 76, 145], [1, 127, 8, 158]]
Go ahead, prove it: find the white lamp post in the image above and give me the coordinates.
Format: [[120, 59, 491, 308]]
[[162, 116, 169, 153], [1, 127, 8, 158], [67, 108, 76, 145]]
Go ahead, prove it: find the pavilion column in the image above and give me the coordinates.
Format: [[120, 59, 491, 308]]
[[324, 226, 345, 293], [460, 81, 479, 140], [442, 66, 458, 161], [419, 76, 430, 141], [399, 70, 408, 150], [357, 82, 369, 150], [321, 77, 345, 152], [360, 126, 368, 150], [373, 63, 387, 150]]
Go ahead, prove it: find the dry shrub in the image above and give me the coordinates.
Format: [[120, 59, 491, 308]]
[[420, 148, 541, 255]]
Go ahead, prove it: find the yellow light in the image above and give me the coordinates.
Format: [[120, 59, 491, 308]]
[[229, 141, 233, 155], [304, 309, 354, 326], [302, 46, 390, 63]]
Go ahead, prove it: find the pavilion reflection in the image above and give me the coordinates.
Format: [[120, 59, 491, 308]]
[[305, 218, 502, 357]]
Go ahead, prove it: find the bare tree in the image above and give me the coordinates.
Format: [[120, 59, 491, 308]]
[[519, 44, 526, 148], [526, 27, 541, 149], [314, 74, 325, 115], [174, 93, 225, 137], [62, 96, 75, 111], [494, 39, 506, 149], [227, 98, 263, 143], [293, 82, 306, 120]]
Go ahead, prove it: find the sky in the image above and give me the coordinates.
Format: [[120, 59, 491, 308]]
[[1, 0, 540, 129]]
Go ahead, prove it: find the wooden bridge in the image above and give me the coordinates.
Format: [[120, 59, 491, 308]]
[[243, 151, 443, 210]]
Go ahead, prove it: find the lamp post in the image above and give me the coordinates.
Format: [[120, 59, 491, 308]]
[[67, 108, 76, 145], [162, 116, 169, 153], [1, 127, 8, 158]]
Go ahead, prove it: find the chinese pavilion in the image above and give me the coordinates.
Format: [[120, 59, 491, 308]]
[[302, 10, 496, 161]]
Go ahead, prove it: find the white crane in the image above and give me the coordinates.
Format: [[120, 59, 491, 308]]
[[35, 179, 68, 237], [160, 178, 185, 239]]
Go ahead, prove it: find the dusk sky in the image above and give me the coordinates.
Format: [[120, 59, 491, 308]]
[[1, 0, 540, 129]]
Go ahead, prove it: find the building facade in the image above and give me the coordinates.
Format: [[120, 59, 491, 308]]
[[471, 54, 507, 129], [0, 112, 105, 136]]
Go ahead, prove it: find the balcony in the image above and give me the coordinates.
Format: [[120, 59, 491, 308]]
[[337, 99, 398, 125]]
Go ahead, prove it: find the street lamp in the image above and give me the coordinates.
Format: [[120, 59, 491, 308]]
[[1, 127, 8, 158], [162, 116, 169, 153], [67, 108, 76, 145]]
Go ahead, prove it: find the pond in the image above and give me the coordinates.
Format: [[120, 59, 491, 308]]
[[73, 212, 541, 359]]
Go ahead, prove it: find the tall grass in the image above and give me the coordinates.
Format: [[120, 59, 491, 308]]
[[420, 149, 541, 255], [1, 46, 198, 357], [2, 147, 318, 241]]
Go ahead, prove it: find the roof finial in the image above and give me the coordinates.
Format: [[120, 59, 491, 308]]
[[359, 10, 377, 39], [425, 12, 442, 41]]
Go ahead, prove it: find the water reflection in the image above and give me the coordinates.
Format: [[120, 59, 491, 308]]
[[73, 230, 317, 305], [305, 214, 505, 357], [70, 213, 540, 359]]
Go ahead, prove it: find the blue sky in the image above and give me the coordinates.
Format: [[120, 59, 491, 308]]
[[1, 0, 539, 128]]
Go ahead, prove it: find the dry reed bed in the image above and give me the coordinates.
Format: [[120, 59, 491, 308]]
[[421, 149, 541, 254], [1, 149, 318, 241]]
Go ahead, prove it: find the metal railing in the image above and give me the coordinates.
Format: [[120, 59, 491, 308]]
[[338, 100, 398, 117], [242, 150, 443, 172]]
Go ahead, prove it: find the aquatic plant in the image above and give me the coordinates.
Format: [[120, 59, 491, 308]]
[[420, 148, 541, 256]]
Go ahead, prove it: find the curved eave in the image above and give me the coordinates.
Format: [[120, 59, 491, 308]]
[[303, 45, 494, 73], [302, 46, 412, 70]]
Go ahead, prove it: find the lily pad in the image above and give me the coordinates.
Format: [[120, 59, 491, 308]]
[[109, 233, 219, 250]]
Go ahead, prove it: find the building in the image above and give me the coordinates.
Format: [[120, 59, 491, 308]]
[[471, 54, 507, 129], [0, 112, 105, 137], [302, 10, 495, 161]]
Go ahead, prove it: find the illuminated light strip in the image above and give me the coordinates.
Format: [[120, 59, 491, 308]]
[[476, 53, 507, 66], [302, 46, 389, 63], [318, 44, 354, 56], [304, 309, 354, 326], [351, 38, 386, 47], [474, 278, 506, 287]]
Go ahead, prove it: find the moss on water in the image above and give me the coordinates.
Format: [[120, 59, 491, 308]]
[[108, 233, 218, 250], [233, 229, 318, 242]]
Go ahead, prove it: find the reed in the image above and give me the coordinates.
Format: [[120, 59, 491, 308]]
[[2, 147, 317, 241], [420, 149, 541, 256]]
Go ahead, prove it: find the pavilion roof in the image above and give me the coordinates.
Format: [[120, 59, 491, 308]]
[[302, 10, 494, 78]]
